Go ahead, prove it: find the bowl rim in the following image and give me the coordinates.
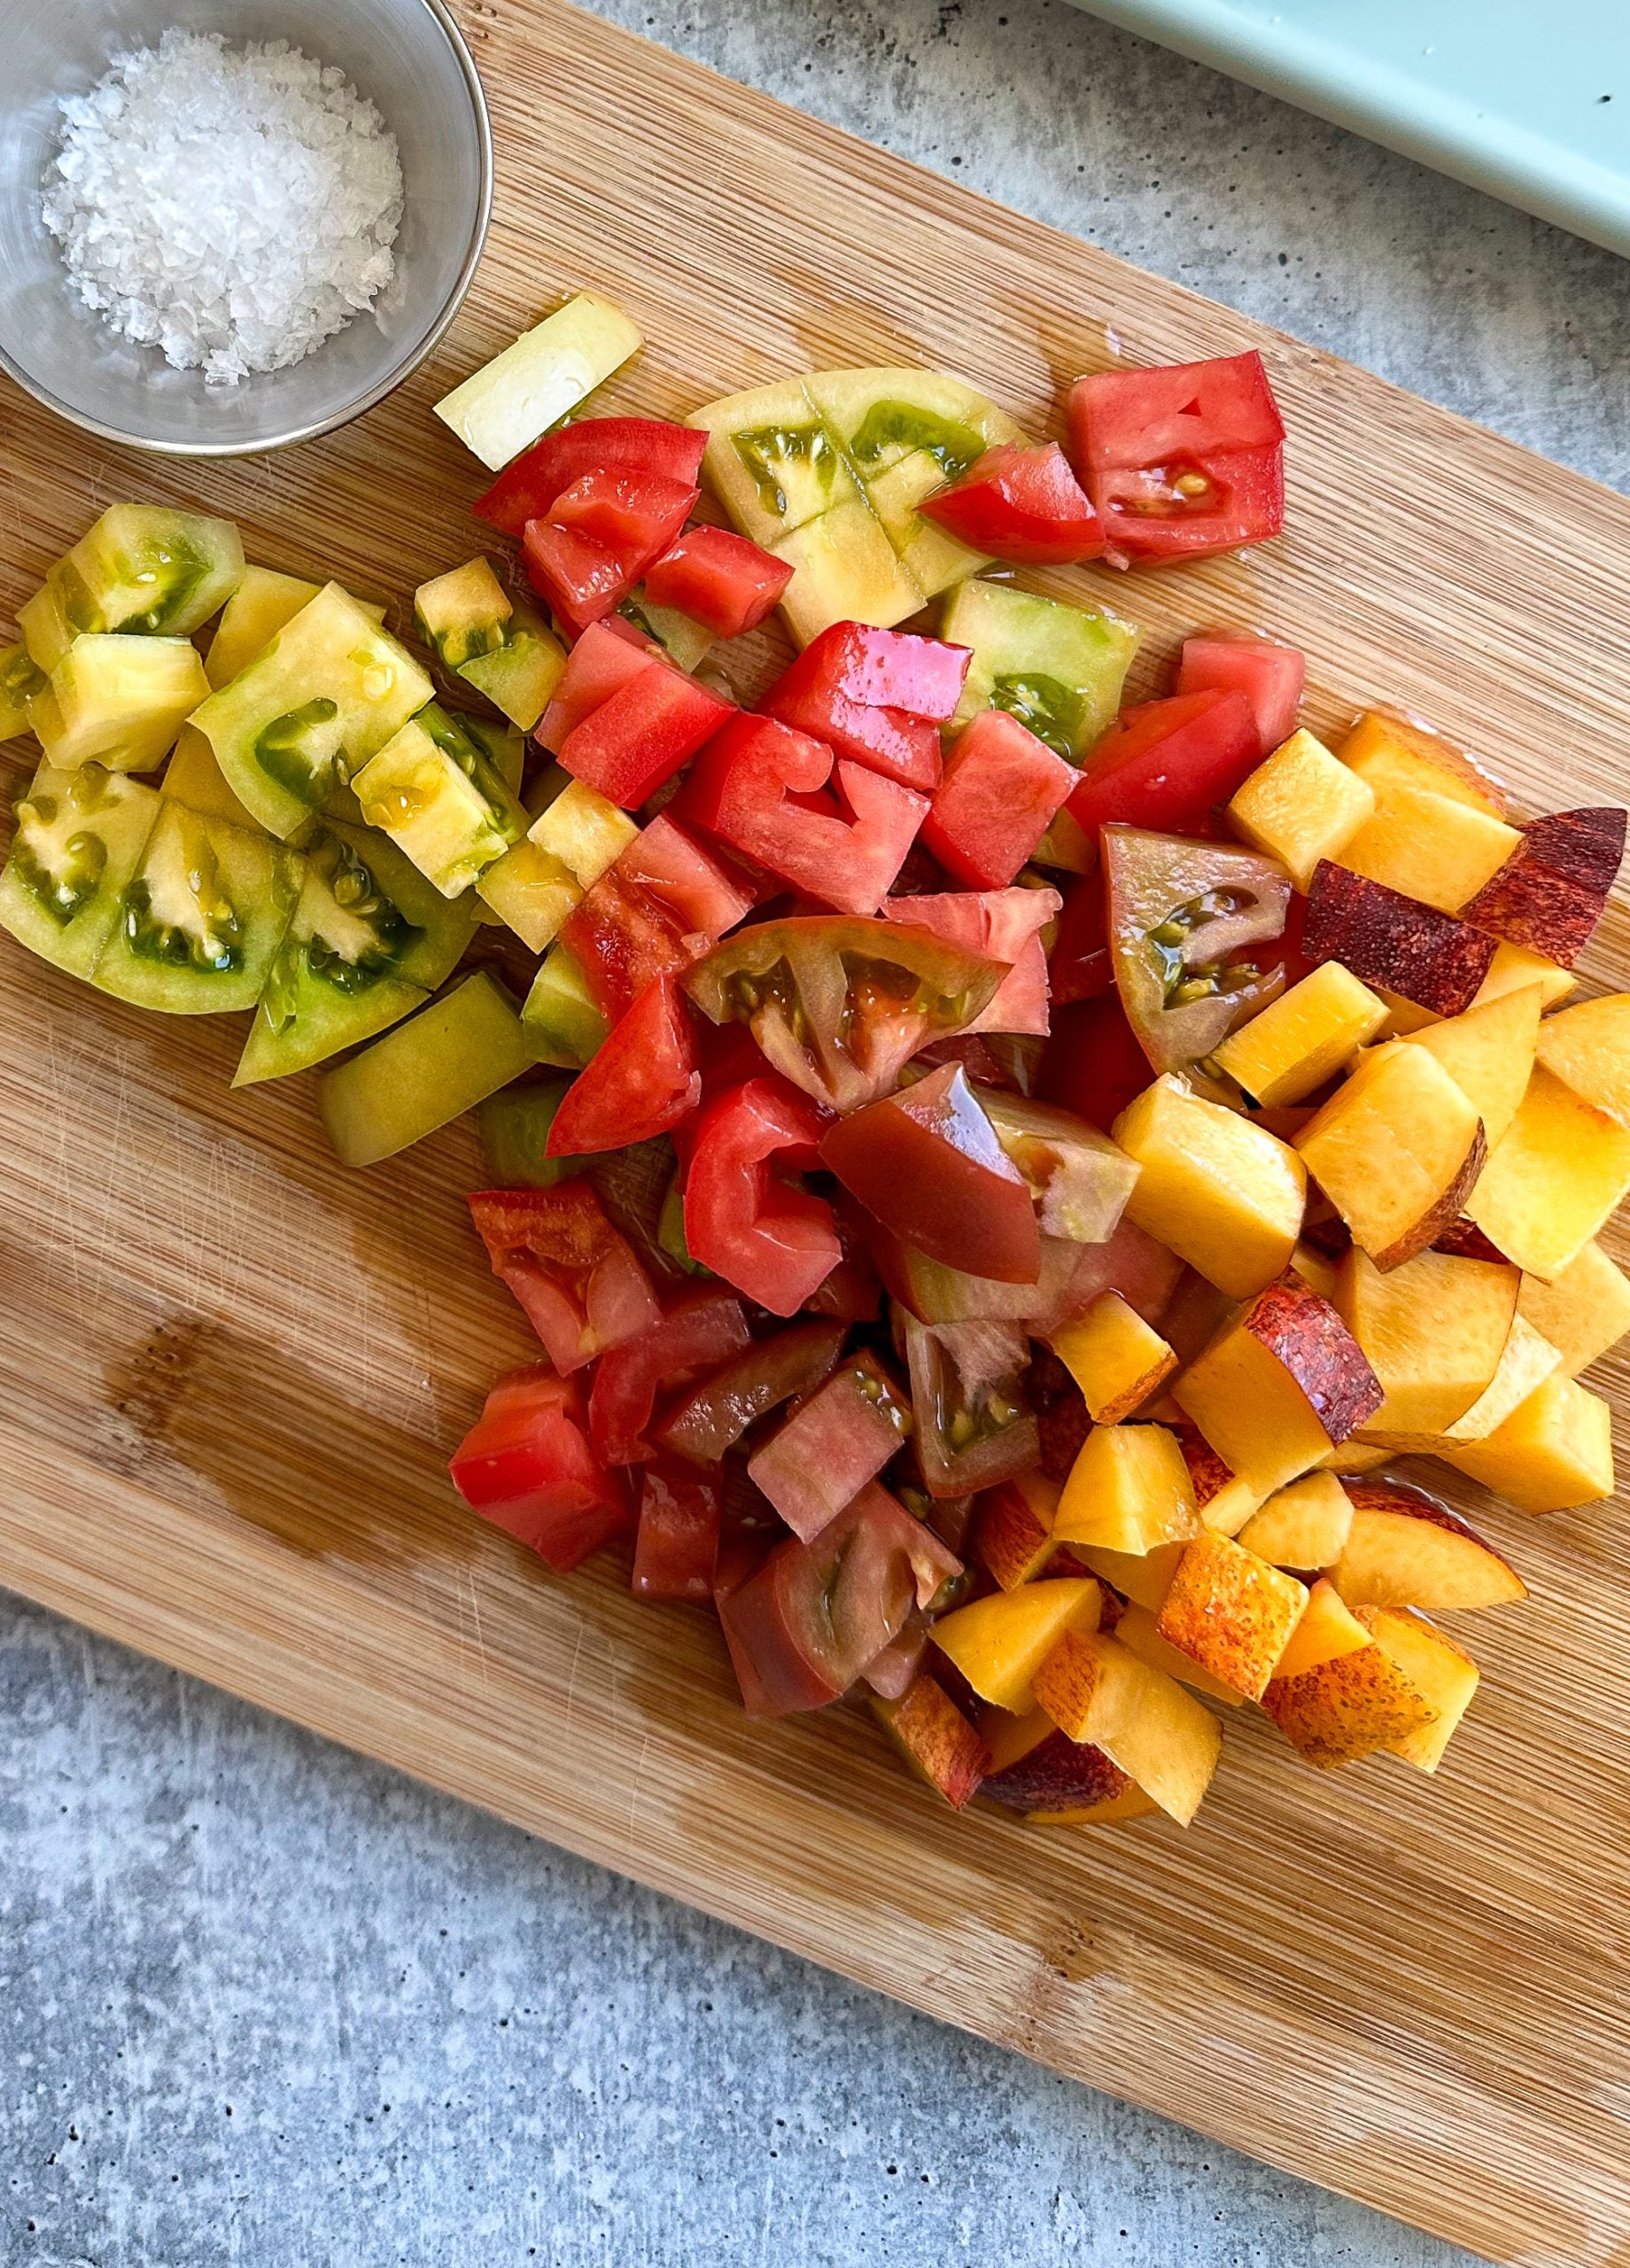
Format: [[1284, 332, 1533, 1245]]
[[0, 0, 495, 461]]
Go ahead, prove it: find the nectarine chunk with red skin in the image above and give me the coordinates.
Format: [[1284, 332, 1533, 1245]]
[[872, 1673, 992, 1809], [1401, 982, 1541, 1151], [1243, 1272, 1386, 1443], [1339, 710, 1509, 819], [1337, 777, 1521, 918], [1173, 1272, 1382, 1498], [1517, 1239, 1630, 1376], [1114, 1602, 1246, 1705], [1438, 1370, 1615, 1512], [1261, 1638, 1440, 1769], [1155, 1533, 1309, 1701], [1054, 1420, 1201, 1554], [1303, 860, 1495, 1016], [1171, 1422, 1269, 1538], [930, 1576, 1104, 1713], [1297, 1042, 1487, 1271], [1330, 1485, 1526, 1611], [1236, 1471, 1354, 1570], [973, 1472, 1060, 1591], [1051, 1291, 1176, 1423], [978, 1720, 1135, 1816], [1067, 1537, 1189, 1612], [1358, 1608, 1479, 1774], [1337, 1245, 1519, 1441], [1533, 991, 1630, 1126], [1464, 1062, 1630, 1282], [1030, 1627, 1223, 1825], [1462, 807, 1626, 968]]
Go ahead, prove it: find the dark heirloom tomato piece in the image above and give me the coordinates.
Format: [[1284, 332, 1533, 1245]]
[[467, 1185, 660, 1374], [1176, 634, 1305, 758], [1049, 870, 1113, 1005], [861, 1615, 931, 1701], [1067, 350, 1286, 563], [1068, 690, 1261, 839], [557, 656, 734, 810], [919, 441, 1106, 565], [1038, 993, 1152, 1132], [881, 888, 1058, 1038], [547, 975, 703, 1158], [873, 1210, 1181, 1336], [903, 1316, 1041, 1497], [632, 1460, 724, 1601], [803, 1189, 884, 1323], [656, 1317, 848, 1465], [679, 1076, 841, 1315], [685, 915, 1005, 1115], [588, 1288, 753, 1465], [449, 1366, 627, 1573], [976, 1088, 1139, 1245], [920, 711, 1079, 890], [748, 1348, 913, 1540], [642, 524, 793, 639], [680, 713, 928, 915], [1105, 824, 1291, 1073], [717, 1481, 963, 1716], [820, 1062, 1042, 1285], [473, 417, 709, 534]]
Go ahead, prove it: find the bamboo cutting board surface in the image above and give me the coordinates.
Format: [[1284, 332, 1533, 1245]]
[[4, 5, 1630, 2260]]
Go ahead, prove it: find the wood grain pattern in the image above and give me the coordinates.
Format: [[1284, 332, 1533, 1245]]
[[3, 4, 1629, 2260]]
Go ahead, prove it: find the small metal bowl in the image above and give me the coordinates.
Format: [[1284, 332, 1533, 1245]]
[[0, 0, 492, 457]]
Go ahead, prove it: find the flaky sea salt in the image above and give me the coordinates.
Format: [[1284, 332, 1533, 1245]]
[[41, 28, 404, 387]]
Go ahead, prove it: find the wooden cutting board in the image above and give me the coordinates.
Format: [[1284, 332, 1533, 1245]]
[[3, 5, 1629, 2260]]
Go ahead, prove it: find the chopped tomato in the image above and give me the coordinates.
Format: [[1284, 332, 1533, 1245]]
[[919, 442, 1106, 564], [881, 886, 1059, 1036], [1067, 689, 1260, 839], [820, 1061, 1042, 1284], [473, 416, 708, 535], [642, 524, 793, 638], [467, 1185, 660, 1373], [631, 1460, 723, 1601], [1049, 871, 1113, 1004], [920, 711, 1079, 889], [1067, 350, 1286, 563], [680, 1077, 841, 1316], [537, 619, 659, 752], [656, 1317, 847, 1464], [550, 468, 700, 578], [747, 1351, 912, 1540], [802, 1190, 883, 1323], [523, 518, 629, 638], [547, 976, 702, 1157], [558, 654, 734, 810], [563, 815, 754, 1020], [686, 914, 1006, 1114], [902, 1316, 1041, 1496], [977, 1088, 1137, 1245], [588, 1287, 753, 1464], [717, 1482, 961, 1716], [1037, 993, 1151, 1132], [1105, 824, 1290, 1072], [680, 715, 928, 915], [757, 623, 970, 793], [449, 1366, 627, 1572], [1176, 634, 1304, 757], [862, 1618, 930, 1700]]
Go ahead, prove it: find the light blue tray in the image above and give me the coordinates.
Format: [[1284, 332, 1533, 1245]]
[[1068, 0, 1630, 258]]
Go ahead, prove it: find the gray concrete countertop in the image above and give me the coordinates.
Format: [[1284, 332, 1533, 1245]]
[[6, 3, 1629, 2263]]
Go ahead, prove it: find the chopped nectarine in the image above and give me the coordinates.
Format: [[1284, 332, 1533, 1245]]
[[1470, 939, 1575, 1013], [1169, 1425, 1269, 1538], [1400, 983, 1541, 1149], [1303, 863, 1495, 1017], [1225, 727, 1375, 890], [1214, 962, 1388, 1107], [1114, 1602, 1246, 1705], [1357, 1607, 1479, 1773], [1290, 1239, 1341, 1302], [1335, 1246, 1519, 1441], [1054, 1421, 1201, 1555], [871, 1674, 992, 1808], [1533, 992, 1630, 1125], [1114, 1076, 1306, 1300], [1465, 1062, 1630, 1281], [1318, 1441, 1393, 1474], [1067, 1536, 1189, 1611], [1237, 1471, 1354, 1569], [1438, 1371, 1615, 1512], [1427, 1314, 1562, 1447], [1337, 779, 1521, 916], [1296, 1041, 1486, 1270], [1174, 1272, 1382, 1495], [1155, 1532, 1308, 1700], [1330, 1483, 1526, 1610], [1031, 1627, 1222, 1824], [972, 1473, 1061, 1591], [930, 1578, 1105, 1713], [1462, 807, 1626, 968], [1517, 1239, 1630, 1375], [1260, 1573, 1440, 1769], [1270, 1575, 1370, 1680], [974, 1701, 1142, 1818], [1339, 710, 1508, 819], [1052, 1292, 1176, 1423]]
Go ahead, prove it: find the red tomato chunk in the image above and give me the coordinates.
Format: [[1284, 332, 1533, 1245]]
[[536, 618, 656, 751], [631, 1460, 723, 1601], [758, 622, 971, 794], [473, 417, 708, 534], [881, 886, 1059, 1037], [919, 442, 1106, 565], [563, 815, 753, 1021], [820, 1060, 1042, 1285], [680, 1077, 842, 1316], [449, 1367, 626, 1573], [921, 710, 1078, 889], [1068, 350, 1285, 563], [642, 524, 793, 638], [588, 1289, 754, 1465], [467, 1184, 660, 1373], [747, 1349, 912, 1541], [656, 1317, 847, 1465], [681, 715, 928, 915], [524, 467, 698, 636], [1176, 633, 1305, 758], [547, 976, 702, 1158], [1067, 689, 1259, 839], [557, 653, 734, 810]]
